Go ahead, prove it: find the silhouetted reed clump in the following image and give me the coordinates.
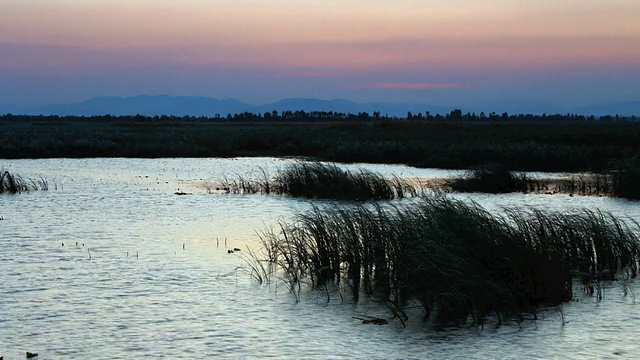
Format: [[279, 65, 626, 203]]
[[610, 158, 640, 200], [447, 165, 625, 197], [552, 173, 612, 196], [258, 197, 640, 328], [0, 170, 48, 194], [272, 162, 417, 200], [222, 162, 418, 201], [447, 164, 530, 193]]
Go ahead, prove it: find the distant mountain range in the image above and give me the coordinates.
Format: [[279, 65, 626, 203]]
[[6, 95, 452, 118], [3, 95, 639, 117]]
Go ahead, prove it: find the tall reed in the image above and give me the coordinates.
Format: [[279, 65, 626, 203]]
[[0, 170, 49, 194], [258, 196, 640, 328], [552, 173, 612, 196], [1, 170, 29, 194]]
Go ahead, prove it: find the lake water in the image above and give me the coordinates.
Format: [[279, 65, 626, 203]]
[[1, 158, 640, 359]]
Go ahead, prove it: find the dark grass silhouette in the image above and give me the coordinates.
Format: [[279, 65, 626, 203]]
[[3, 117, 640, 173], [447, 164, 529, 193], [0, 170, 48, 194], [611, 158, 640, 200], [257, 196, 640, 328], [222, 162, 418, 201]]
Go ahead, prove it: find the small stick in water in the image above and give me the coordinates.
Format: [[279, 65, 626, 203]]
[[183, 243, 185, 250], [87, 249, 92, 260], [136, 250, 139, 259]]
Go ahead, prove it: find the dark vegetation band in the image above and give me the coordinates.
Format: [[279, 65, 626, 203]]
[[2, 115, 640, 174]]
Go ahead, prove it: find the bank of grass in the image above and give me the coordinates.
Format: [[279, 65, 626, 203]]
[[222, 162, 419, 201], [257, 197, 640, 328], [3, 118, 640, 174], [0, 170, 48, 194]]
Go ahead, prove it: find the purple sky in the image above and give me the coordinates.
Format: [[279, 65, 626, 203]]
[[1, 1, 639, 111]]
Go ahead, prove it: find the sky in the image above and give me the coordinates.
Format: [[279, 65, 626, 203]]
[[1, 0, 639, 113]]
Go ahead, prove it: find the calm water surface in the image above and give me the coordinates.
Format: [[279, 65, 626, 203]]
[[1, 158, 639, 359]]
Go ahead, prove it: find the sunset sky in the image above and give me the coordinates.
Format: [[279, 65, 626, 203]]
[[1, 0, 639, 112]]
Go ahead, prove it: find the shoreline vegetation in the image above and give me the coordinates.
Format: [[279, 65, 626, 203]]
[[249, 197, 640, 329], [2, 113, 640, 174]]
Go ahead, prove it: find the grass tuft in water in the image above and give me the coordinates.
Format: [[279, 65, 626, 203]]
[[257, 196, 640, 328], [0, 170, 47, 194], [447, 164, 530, 194], [222, 162, 418, 201]]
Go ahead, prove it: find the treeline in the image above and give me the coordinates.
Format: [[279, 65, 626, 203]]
[[2, 109, 638, 123]]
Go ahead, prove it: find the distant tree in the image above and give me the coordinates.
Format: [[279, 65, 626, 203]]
[[357, 112, 370, 121], [447, 109, 462, 121]]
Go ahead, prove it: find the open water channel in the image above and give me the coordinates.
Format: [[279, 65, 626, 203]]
[[1, 158, 639, 359]]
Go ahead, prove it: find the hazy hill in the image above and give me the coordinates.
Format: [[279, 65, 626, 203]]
[[4, 95, 638, 117], [25, 95, 251, 117], [14, 95, 455, 118]]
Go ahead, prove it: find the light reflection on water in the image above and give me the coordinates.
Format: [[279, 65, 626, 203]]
[[1, 158, 640, 359]]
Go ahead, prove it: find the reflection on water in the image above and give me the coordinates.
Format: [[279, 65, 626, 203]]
[[1, 158, 639, 359]]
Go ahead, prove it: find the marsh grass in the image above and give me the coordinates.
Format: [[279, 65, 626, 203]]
[[3, 117, 640, 174], [0, 170, 48, 194], [552, 173, 612, 196], [221, 162, 418, 201], [447, 165, 623, 198], [447, 164, 530, 194], [237, 246, 274, 285], [610, 158, 640, 200], [257, 197, 640, 328]]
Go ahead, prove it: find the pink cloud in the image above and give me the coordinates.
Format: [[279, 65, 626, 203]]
[[358, 82, 470, 89], [274, 68, 353, 78]]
